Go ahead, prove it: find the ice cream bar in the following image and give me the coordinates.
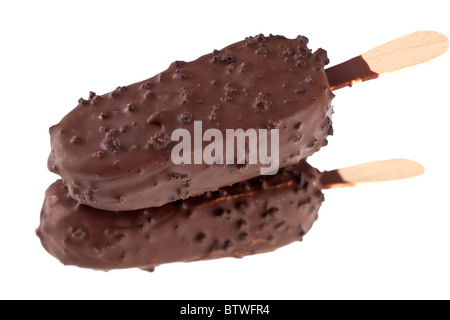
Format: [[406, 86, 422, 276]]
[[48, 34, 333, 211], [37, 161, 323, 271]]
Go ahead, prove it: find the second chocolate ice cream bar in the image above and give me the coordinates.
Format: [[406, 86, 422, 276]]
[[48, 34, 333, 211], [37, 161, 323, 271]]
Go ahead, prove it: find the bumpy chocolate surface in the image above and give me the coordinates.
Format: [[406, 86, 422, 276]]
[[48, 34, 333, 211], [37, 161, 323, 271]]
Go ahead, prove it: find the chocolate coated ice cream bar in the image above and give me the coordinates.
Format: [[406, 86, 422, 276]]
[[37, 161, 323, 271], [48, 34, 333, 211]]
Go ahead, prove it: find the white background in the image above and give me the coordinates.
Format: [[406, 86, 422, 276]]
[[1, 0, 449, 300]]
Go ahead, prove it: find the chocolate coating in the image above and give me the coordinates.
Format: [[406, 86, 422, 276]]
[[48, 34, 333, 211], [325, 55, 379, 90], [37, 161, 323, 271]]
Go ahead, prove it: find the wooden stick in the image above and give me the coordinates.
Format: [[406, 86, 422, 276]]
[[321, 159, 425, 189], [326, 31, 449, 91]]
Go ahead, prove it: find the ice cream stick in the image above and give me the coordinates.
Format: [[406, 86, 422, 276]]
[[321, 159, 424, 189], [326, 31, 449, 90]]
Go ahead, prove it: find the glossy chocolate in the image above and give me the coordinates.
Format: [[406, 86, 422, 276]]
[[48, 34, 333, 211], [37, 161, 323, 271], [320, 169, 349, 189], [325, 55, 379, 90]]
